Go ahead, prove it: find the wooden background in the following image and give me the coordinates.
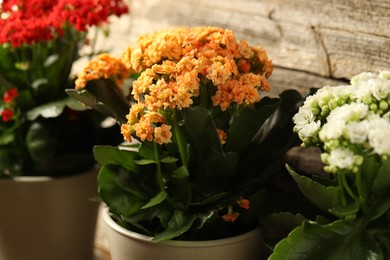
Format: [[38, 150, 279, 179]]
[[87, 0, 390, 97]]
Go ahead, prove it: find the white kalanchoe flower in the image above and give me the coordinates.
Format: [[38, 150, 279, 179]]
[[367, 117, 390, 155], [327, 147, 356, 171], [350, 72, 377, 87], [319, 119, 345, 142], [369, 78, 390, 101], [326, 103, 369, 123], [292, 107, 315, 132], [343, 120, 369, 144], [379, 70, 390, 80], [298, 120, 321, 141]]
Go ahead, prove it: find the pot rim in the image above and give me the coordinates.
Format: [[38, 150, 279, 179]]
[[103, 206, 262, 248], [0, 166, 98, 183]]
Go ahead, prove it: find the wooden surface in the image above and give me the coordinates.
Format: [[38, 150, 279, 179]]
[[82, 0, 390, 97]]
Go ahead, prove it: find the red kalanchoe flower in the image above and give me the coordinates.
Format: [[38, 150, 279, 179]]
[[1, 108, 14, 122], [0, 0, 129, 47], [3, 88, 19, 103]]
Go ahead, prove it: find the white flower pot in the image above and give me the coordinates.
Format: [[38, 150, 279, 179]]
[[0, 167, 99, 260], [103, 208, 264, 260]]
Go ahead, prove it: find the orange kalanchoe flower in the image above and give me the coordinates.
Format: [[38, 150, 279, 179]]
[[237, 198, 250, 210], [84, 27, 272, 144], [217, 129, 228, 145], [222, 212, 240, 223], [75, 54, 130, 89]]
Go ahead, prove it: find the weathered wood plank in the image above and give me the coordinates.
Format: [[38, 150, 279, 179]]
[[268, 66, 347, 97], [84, 0, 387, 94], [113, 0, 390, 81]]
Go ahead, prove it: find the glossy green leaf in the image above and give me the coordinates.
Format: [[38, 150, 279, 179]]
[[66, 79, 130, 123], [161, 157, 179, 163], [98, 165, 145, 217], [172, 166, 190, 179], [26, 97, 86, 120], [93, 145, 139, 172], [262, 212, 306, 233], [141, 191, 167, 209], [372, 158, 390, 195], [287, 164, 341, 214], [328, 202, 360, 218], [225, 96, 279, 155], [181, 106, 239, 177], [152, 210, 197, 242], [270, 220, 383, 260], [134, 159, 156, 165], [369, 191, 390, 221]]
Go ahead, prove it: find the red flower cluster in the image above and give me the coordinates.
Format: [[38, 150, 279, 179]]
[[3, 88, 18, 103], [0, 0, 128, 47], [1, 88, 18, 122]]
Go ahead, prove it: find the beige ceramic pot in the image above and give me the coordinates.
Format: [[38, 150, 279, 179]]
[[103, 207, 264, 260], [0, 167, 99, 260]]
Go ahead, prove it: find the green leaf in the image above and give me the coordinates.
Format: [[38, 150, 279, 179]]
[[93, 145, 139, 172], [270, 220, 383, 260], [26, 97, 86, 120], [66, 79, 130, 123], [26, 121, 57, 162], [141, 191, 167, 209], [372, 158, 390, 195], [287, 164, 341, 214], [134, 159, 156, 165], [190, 192, 229, 206], [369, 191, 390, 221], [98, 165, 145, 217], [172, 166, 190, 179], [161, 157, 179, 163], [360, 156, 380, 197], [262, 212, 306, 233], [152, 210, 197, 242], [225, 96, 279, 155], [329, 202, 360, 218]]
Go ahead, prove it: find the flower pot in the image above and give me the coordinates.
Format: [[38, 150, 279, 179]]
[[0, 167, 99, 260], [103, 208, 264, 260]]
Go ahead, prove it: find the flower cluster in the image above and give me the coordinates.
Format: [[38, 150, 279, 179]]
[[77, 27, 273, 145], [0, 0, 128, 177], [1, 88, 18, 123], [75, 54, 130, 91], [293, 71, 390, 174], [70, 26, 308, 242], [0, 0, 128, 47]]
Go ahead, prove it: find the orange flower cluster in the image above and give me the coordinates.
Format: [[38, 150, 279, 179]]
[[78, 26, 273, 144], [75, 54, 130, 90], [122, 27, 272, 144], [221, 198, 250, 223]]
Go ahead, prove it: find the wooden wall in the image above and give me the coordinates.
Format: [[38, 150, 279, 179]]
[[93, 0, 390, 97]]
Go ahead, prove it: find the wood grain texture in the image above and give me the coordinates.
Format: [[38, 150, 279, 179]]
[[88, 0, 389, 94]]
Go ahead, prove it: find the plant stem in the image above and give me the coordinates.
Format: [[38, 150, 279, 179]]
[[355, 169, 365, 202], [153, 142, 165, 191], [340, 172, 359, 201], [173, 111, 188, 169], [337, 174, 347, 205]]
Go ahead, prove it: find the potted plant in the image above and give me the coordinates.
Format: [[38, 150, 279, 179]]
[[67, 26, 311, 259], [269, 71, 390, 259], [0, 1, 128, 260]]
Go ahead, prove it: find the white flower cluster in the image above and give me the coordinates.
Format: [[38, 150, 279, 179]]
[[293, 71, 390, 174]]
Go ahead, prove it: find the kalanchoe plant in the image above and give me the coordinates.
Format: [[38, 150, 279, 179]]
[[270, 71, 390, 259], [0, 0, 128, 177], [67, 26, 307, 242]]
